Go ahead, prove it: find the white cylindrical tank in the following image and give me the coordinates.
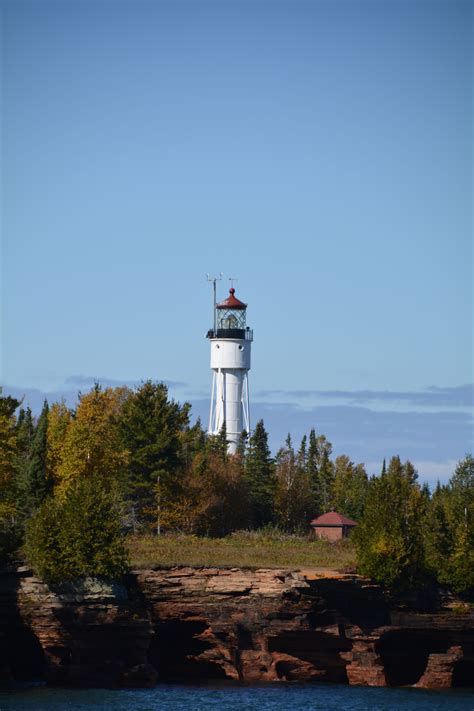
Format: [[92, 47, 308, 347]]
[[207, 288, 253, 454], [210, 339, 251, 370]]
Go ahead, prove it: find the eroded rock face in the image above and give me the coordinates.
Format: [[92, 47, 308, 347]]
[[0, 568, 156, 688], [0, 565, 473, 689]]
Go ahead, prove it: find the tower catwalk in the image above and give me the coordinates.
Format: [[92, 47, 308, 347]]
[[206, 287, 253, 454]]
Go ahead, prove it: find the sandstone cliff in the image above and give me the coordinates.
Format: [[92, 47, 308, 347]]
[[0, 566, 472, 689]]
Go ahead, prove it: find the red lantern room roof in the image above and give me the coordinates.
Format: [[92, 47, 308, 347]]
[[216, 288, 247, 310]]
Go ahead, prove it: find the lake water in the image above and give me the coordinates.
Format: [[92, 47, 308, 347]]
[[1, 683, 473, 711]]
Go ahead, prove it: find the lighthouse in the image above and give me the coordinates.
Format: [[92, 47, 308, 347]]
[[206, 286, 253, 454]]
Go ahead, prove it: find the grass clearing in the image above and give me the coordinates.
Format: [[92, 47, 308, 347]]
[[128, 530, 356, 571]]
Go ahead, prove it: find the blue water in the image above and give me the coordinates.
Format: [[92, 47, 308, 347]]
[[1, 684, 473, 711]]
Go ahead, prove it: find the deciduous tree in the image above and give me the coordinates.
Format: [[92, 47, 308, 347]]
[[57, 385, 129, 496], [275, 434, 312, 532], [332, 455, 368, 521], [46, 401, 72, 485], [0, 391, 21, 561]]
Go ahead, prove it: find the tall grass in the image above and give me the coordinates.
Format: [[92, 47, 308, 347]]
[[128, 529, 356, 571]]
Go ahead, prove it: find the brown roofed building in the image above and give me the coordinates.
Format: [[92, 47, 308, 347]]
[[309, 511, 357, 541]]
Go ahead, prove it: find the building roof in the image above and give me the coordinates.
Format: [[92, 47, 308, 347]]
[[310, 511, 357, 527], [217, 288, 247, 310]]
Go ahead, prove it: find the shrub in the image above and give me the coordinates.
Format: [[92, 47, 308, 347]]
[[24, 476, 129, 583], [0, 511, 22, 564]]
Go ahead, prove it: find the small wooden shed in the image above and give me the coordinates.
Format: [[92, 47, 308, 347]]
[[309, 511, 357, 541]]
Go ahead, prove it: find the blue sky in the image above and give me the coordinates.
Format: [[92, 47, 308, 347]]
[[2, 0, 472, 484]]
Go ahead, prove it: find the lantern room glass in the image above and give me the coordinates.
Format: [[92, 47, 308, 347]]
[[217, 308, 246, 330]]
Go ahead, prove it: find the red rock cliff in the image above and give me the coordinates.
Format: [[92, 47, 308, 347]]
[[0, 566, 472, 689]]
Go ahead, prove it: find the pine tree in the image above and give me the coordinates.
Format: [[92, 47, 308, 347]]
[[22, 400, 52, 513], [297, 434, 307, 470], [16, 407, 34, 459], [317, 435, 334, 512], [244, 420, 275, 528], [180, 417, 207, 467], [236, 429, 249, 461], [15, 407, 34, 495], [307, 428, 320, 515], [25, 474, 129, 583], [118, 380, 190, 530], [353, 455, 427, 591], [305, 429, 334, 514], [428, 455, 474, 593], [207, 422, 228, 462], [424, 482, 453, 584]]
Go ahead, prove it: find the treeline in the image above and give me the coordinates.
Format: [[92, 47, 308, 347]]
[[0, 383, 472, 594], [354, 455, 474, 595]]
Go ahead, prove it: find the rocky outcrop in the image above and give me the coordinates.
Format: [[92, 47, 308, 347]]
[[0, 565, 473, 689], [0, 567, 156, 687]]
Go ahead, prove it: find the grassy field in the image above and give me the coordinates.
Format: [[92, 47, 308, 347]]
[[127, 530, 356, 571]]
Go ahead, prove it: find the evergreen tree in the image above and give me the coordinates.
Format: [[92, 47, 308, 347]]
[[353, 455, 427, 591], [16, 407, 34, 460], [206, 422, 228, 462], [306, 428, 321, 516], [424, 482, 452, 582], [297, 434, 307, 469], [14, 407, 35, 497], [427, 455, 474, 593], [244, 419, 275, 528], [179, 417, 206, 467], [305, 429, 334, 514], [317, 435, 334, 512], [236, 429, 249, 461], [22, 400, 51, 513], [118, 381, 190, 530], [25, 474, 129, 583]]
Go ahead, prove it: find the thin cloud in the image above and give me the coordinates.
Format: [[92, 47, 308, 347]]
[[4, 387, 472, 486], [3, 376, 190, 413], [3, 386, 78, 412], [255, 384, 474, 408], [190, 399, 473, 483], [66, 375, 188, 389]]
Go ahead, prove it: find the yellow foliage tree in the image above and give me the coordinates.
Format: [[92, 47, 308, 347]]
[[46, 401, 72, 485], [56, 385, 130, 496], [0, 392, 21, 560], [0, 393, 19, 521]]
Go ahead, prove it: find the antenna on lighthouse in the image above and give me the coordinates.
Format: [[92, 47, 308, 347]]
[[228, 276, 239, 289], [206, 273, 223, 333]]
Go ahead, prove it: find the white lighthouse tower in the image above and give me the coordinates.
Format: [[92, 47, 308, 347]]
[[207, 285, 253, 454]]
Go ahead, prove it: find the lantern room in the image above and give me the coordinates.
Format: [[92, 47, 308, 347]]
[[207, 288, 253, 340]]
